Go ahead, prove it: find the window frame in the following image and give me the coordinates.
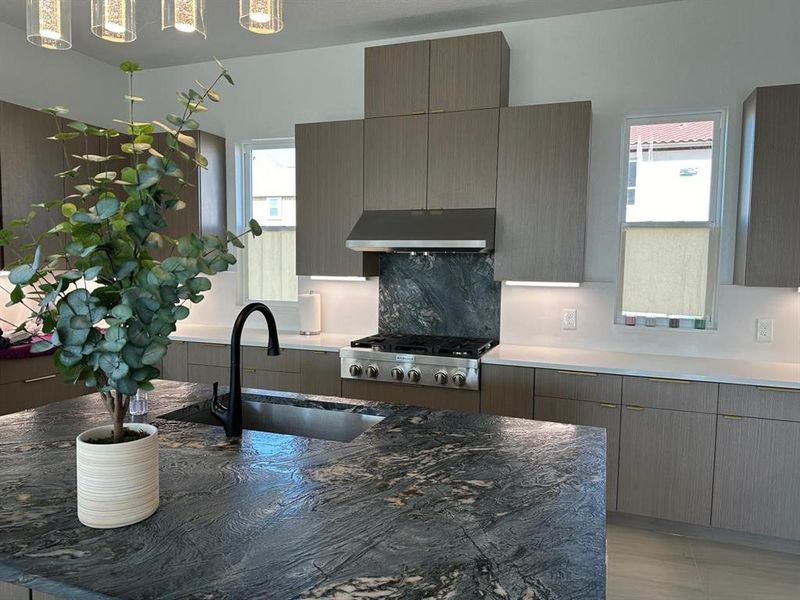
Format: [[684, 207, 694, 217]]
[[240, 138, 297, 309], [614, 110, 727, 329]]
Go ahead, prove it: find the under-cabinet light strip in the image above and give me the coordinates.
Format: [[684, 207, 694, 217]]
[[504, 281, 581, 288], [309, 276, 368, 282]]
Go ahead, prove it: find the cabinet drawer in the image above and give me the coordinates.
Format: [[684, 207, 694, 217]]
[[187, 343, 230, 368], [623, 376, 718, 413], [245, 369, 302, 393], [719, 384, 800, 422], [343, 380, 479, 413], [480, 364, 534, 419], [535, 369, 621, 404], [535, 396, 620, 510], [242, 347, 301, 373], [298, 351, 341, 397], [0, 374, 81, 416], [187, 364, 228, 386], [0, 355, 60, 385]]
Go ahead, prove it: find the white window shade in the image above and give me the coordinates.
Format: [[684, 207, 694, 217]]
[[621, 226, 716, 319]]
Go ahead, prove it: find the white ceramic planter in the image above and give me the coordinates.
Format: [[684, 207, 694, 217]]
[[76, 423, 159, 529]]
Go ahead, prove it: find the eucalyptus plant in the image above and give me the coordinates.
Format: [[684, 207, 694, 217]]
[[0, 60, 261, 443]]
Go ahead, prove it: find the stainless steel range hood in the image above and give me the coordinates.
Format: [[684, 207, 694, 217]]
[[346, 209, 495, 253]]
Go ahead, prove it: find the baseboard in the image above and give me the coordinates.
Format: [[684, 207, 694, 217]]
[[607, 511, 800, 555]]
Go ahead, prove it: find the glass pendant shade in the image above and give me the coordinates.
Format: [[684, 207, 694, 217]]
[[91, 0, 136, 43], [240, 0, 284, 34], [26, 0, 71, 50], [162, 0, 206, 38]]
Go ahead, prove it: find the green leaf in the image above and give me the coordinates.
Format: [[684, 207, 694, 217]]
[[176, 132, 197, 149], [39, 106, 68, 116], [0, 229, 13, 247], [10, 285, 24, 304], [120, 61, 142, 73], [96, 196, 120, 219], [70, 315, 92, 330], [50, 132, 81, 141], [67, 121, 88, 133], [31, 340, 55, 354], [84, 265, 103, 281], [136, 168, 160, 189], [174, 306, 190, 320], [227, 231, 245, 249], [249, 219, 263, 236], [186, 277, 211, 293], [194, 152, 208, 168], [111, 305, 133, 321], [61, 203, 77, 218], [142, 343, 167, 366]]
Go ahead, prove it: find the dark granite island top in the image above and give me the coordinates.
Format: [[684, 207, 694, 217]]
[[0, 381, 606, 599]]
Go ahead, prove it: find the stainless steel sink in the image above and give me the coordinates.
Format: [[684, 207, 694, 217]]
[[164, 399, 385, 443]]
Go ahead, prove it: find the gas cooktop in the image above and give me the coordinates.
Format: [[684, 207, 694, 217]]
[[350, 334, 498, 358]]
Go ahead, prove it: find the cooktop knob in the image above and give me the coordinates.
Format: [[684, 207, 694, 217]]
[[391, 367, 404, 381], [348, 364, 363, 377], [434, 370, 448, 385], [407, 368, 421, 383], [366, 365, 379, 378], [453, 372, 467, 387]]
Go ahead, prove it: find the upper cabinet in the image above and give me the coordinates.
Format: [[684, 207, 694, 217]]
[[429, 32, 510, 113], [364, 40, 430, 118], [296, 119, 378, 277], [734, 84, 800, 288], [494, 101, 592, 283], [364, 114, 428, 211], [149, 130, 227, 261], [427, 109, 499, 209]]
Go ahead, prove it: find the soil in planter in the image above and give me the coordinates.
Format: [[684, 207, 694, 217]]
[[86, 429, 150, 444]]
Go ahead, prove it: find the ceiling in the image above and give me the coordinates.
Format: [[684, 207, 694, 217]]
[[0, 0, 680, 69]]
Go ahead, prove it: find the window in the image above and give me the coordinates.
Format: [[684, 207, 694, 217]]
[[616, 112, 725, 328], [242, 140, 297, 303]]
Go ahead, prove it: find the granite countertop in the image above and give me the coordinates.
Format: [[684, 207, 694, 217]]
[[483, 344, 800, 389], [0, 381, 606, 599]]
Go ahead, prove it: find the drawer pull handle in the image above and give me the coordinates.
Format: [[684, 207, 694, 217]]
[[647, 378, 691, 385], [626, 405, 645, 411], [756, 386, 799, 394], [722, 415, 743, 420], [557, 370, 597, 377], [431, 108, 445, 113], [24, 374, 57, 384], [411, 110, 426, 115], [599, 403, 618, 409]]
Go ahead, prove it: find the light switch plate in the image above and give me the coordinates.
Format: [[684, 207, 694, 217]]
[[756, 319, 773, 343], [562, 308, 577, 330]]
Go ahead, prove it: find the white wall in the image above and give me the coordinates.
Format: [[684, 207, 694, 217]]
[[1, 1, 798, 364]]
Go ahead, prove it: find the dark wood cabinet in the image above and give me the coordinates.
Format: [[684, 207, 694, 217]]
[[295, 119, 377, 277], [0, 356, 82, 416], [494, 101, 592, 283], [298, 350, 342, 397], [480, 364, 534, 418], [149, 130, 226, 261], [429, 32, 510, 113], [0, 102, 66, 267], [735, 84, 800, 288], [363, 114, 428, 211], [427, 109, 499, 209], [161, 340, 189, 381], [365, 40, 430, 118]]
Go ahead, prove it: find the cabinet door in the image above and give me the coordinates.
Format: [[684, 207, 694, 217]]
[[0, 582, 31, 600], [296, 119, 377, 277], [298, 350, 342, 397], [480, 364, 534, 419], [494, 102, 592, 283], [0, 102, 66, 267], [535, 396, 621, 510], [618, 406, 716, 525], [427, 109, 499, 209], [161, 340, 189, 381], [429, 32, 510, 113], [363, 115, 428, 211], [365, 40, 430, 118], [0, 374, 81, 416], [712, 416, 800, 540], [735, 84, 800, 287]]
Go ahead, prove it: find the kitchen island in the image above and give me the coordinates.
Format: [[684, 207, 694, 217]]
[[0, 381, 606, 599]]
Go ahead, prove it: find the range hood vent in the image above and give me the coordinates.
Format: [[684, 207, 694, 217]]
[[346, 209, 495, 253]]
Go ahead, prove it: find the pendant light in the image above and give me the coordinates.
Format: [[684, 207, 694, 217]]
[[162, 0, 206, 38], [240, 0, 284, 34], [26, 0, 71, 50], [91, 0, 136, 43]]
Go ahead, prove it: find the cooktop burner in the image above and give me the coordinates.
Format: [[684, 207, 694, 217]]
[[350, 334, 497, 358]]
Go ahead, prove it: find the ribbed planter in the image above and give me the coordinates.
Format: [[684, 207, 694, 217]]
[[76, 423, 160, 529]]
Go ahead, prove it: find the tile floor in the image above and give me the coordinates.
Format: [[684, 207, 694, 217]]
[[607, 524, 800, 599]]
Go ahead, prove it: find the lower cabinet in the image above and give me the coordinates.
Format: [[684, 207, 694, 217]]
[[298, 350, 342, 397], [480, 364, 534, 418], [534, 395, 621, 510], [617, 405, 716, 525], [712, 415, 800, 540], [0, 582, 61, 599], [161, 340, 189, 381], [0, 356, 82, 416], [343, 379, 479, 413]]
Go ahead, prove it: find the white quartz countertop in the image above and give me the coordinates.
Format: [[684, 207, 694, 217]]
[[482, 344, 800, 389], [171, 324, 362, 352]]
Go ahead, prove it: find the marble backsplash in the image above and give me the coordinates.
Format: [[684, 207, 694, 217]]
[[378, 253, 501, 339]]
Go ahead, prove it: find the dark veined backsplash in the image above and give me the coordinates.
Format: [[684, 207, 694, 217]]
[[378, 253, 501, 339]]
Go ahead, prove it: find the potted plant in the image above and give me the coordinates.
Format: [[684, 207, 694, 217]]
[[0, 60, 262, 529]]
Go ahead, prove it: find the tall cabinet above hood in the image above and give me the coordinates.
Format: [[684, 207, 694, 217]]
[[346, 209, 495, 253]]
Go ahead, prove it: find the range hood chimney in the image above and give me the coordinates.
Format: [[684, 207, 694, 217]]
[[346, 209, 495, 253]]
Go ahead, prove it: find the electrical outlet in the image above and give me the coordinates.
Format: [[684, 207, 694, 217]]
[[756, 319, 773, 343], [562, 308, 577, 330]]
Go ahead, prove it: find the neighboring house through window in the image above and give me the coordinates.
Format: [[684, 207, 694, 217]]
[[616, 112, 726, 328]]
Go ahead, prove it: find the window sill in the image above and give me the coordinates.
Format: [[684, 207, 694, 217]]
[[611, 323, 718, 334]]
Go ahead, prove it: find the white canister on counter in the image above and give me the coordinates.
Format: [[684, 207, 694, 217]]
[[298, 291, 321, 335]]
